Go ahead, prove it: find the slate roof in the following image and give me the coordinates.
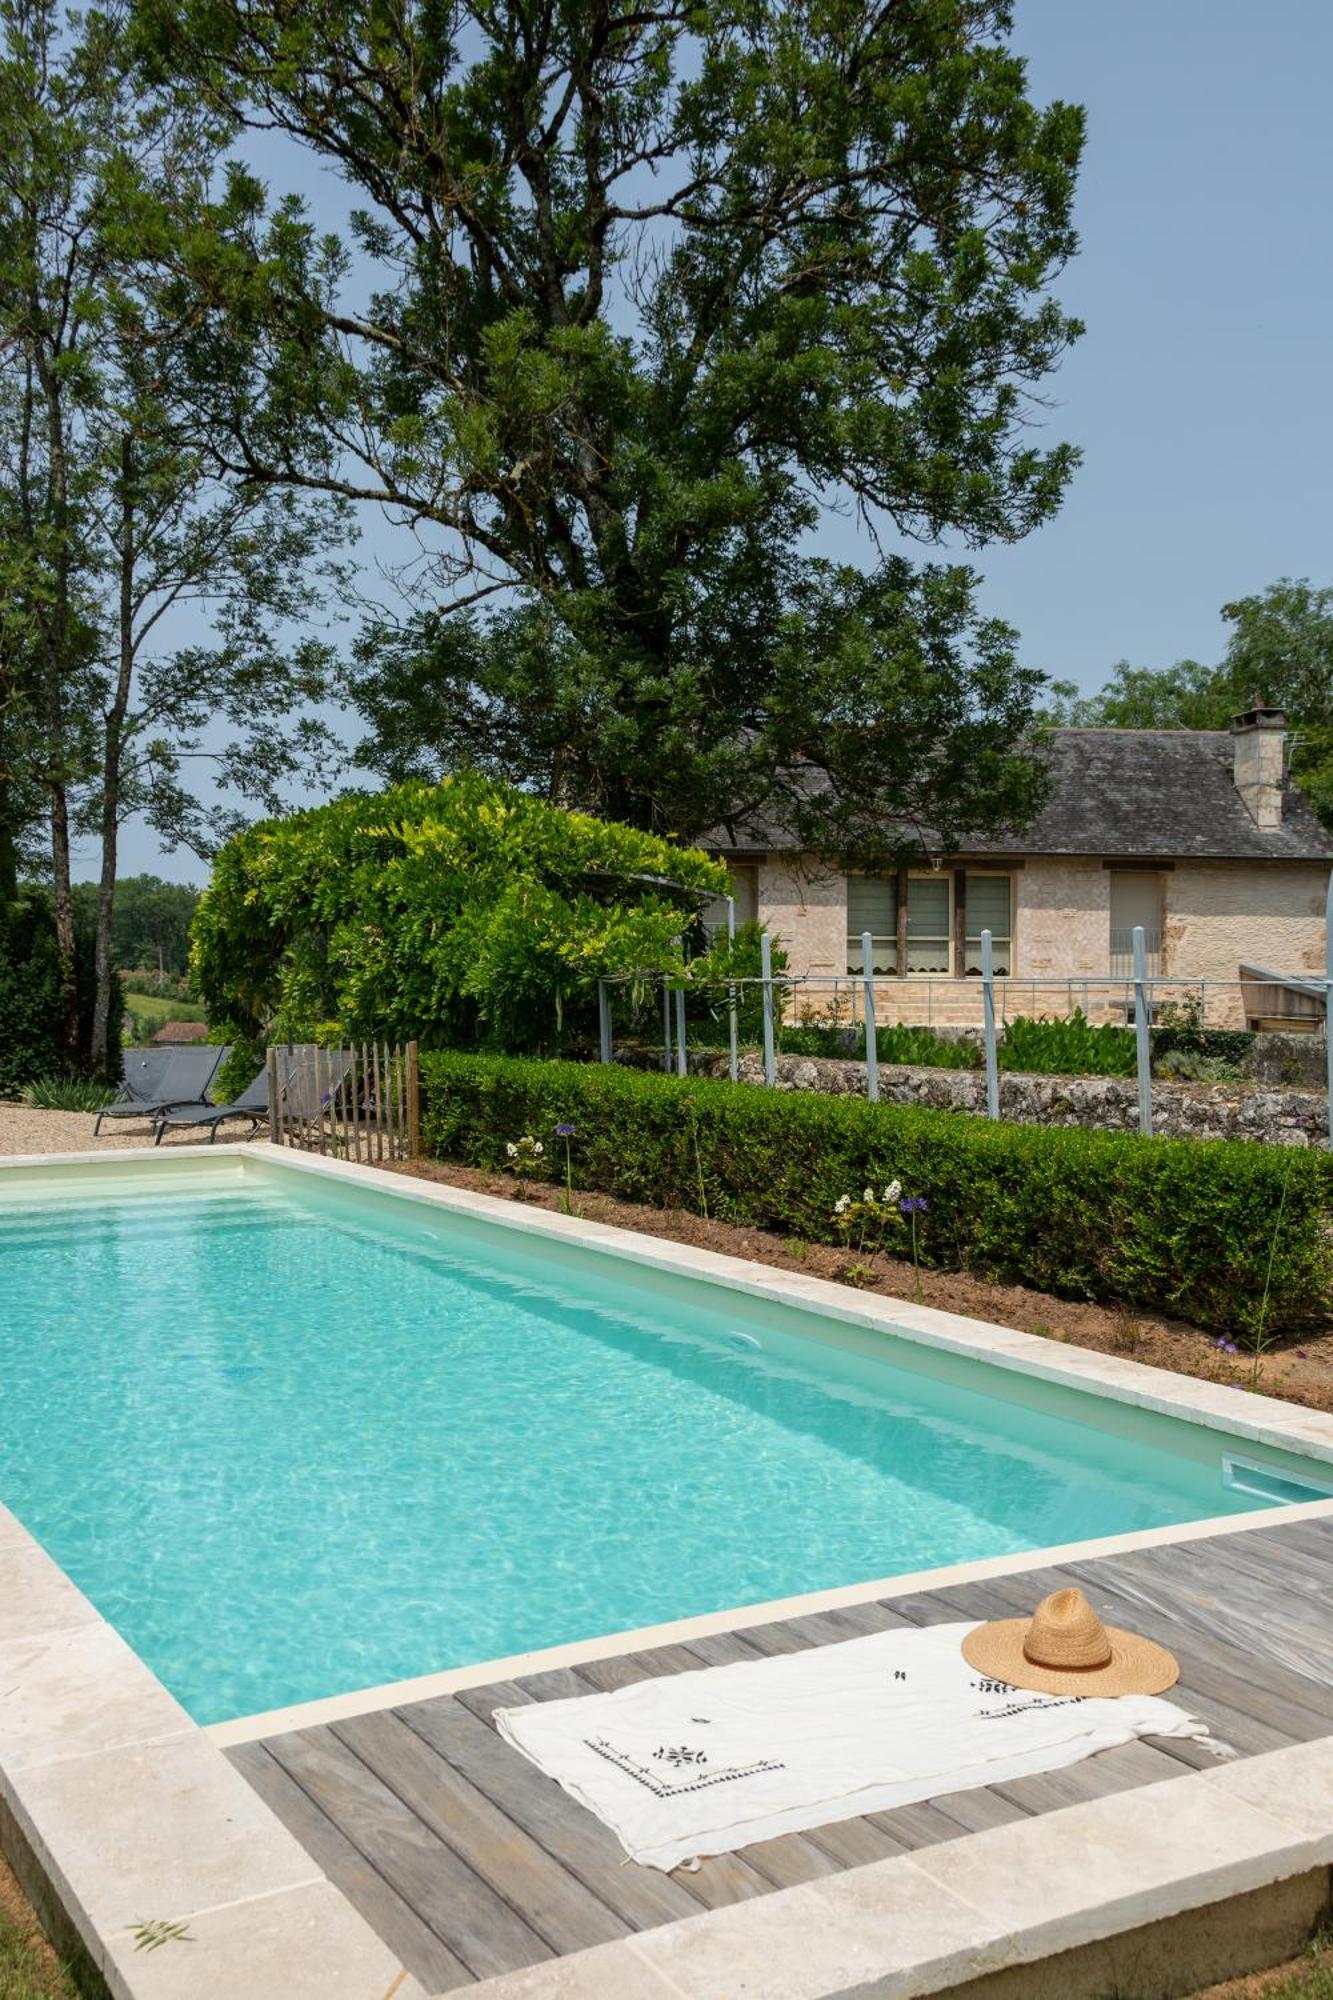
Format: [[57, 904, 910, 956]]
[[967, 730, 1333, 863], [709, 730, 1333, 864]]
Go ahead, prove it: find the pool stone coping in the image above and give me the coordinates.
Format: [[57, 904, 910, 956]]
[[1, 1140, 1332, 1998]]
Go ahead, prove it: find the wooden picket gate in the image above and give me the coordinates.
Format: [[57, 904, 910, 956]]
[[267, 1041, 420, 1162]]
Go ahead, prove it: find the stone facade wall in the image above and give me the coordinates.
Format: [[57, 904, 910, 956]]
[[727, 851, 1329, 1032], [1013, 857, 1109, 977], [627, 1047, 1330, 1148], [755, 860, 846, 979], [1163, 863, 1328, 1026]]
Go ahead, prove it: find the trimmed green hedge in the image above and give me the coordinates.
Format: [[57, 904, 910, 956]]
[[420, 1053, 1333, 1337]]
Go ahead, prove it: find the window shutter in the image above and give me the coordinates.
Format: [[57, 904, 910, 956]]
[[846, 876, 896, 937], [965, 874, 1011, 939]]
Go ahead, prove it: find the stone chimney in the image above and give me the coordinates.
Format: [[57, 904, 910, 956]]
[[1231, 694, 1286, 830]]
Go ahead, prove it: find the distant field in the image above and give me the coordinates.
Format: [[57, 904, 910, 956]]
[[121, 989, 209, 1037]]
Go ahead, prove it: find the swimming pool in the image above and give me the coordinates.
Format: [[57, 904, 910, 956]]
[[2, 1151, 1328, 1725]]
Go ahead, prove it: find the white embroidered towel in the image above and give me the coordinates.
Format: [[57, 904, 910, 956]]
[[495, 1621, 1206, 1870]]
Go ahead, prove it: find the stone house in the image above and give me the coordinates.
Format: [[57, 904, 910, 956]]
[[704, 705, 1333, 1028]]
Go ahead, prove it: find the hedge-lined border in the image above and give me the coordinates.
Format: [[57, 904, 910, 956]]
[[420, 1052, 1333, 1336]]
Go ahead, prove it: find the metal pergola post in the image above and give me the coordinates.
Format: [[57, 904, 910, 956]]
[[860, 931, 879, 1103], [760, 930, 777, 1086], [725, 895, 739, 1084], [1133, 924, 1153, 1137], [981, 930, 999, 1120], [1325, 871, 1332, 1149], [597, 979, 613, 1064]]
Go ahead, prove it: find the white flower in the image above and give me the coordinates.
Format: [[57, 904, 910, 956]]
[[533, 1141, 544, 1155], [884, 1179, 901, 1203], [833, 1194, 850, 1214], [506, 1142, 517, 1157], [862, 1187, 875, 1203]]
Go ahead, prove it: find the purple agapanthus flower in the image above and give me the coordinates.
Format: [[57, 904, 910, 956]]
[[899, 1196, 928, 1215], [555, 1122, 576, 1138]]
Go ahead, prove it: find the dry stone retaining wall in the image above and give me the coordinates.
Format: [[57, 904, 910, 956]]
[[623, 1048, 1330, 1147]]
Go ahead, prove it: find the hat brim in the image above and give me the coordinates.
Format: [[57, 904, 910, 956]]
[[960, 1618, 1180, 1697]]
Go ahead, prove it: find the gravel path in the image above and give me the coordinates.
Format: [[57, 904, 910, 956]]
[[0, 1104, 203, 1155]]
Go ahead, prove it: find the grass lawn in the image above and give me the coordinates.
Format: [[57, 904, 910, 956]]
[[122, 990, 207, 1026], [0, 1861, 75, 1999]]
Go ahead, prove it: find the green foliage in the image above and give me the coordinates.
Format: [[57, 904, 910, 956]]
[[1154, 1048, 1243, 1083], [211, 1038, 265, 1106], [72, 877, 202, 978], [997, 1011, 1136, 1077], [688, 922, 790, 1048], [122, 990, 207, 1026], [0, 894, 69, 1095], [192, 772, 727, 1054], [21, 1075, 115, 1112], [0, 1880, 77, 2000], [776, 1021, 980, 1069], [742, 1010, 1254, 1081], [0, 889, 121, 1093], [419, 1055, 1332, 1335], [136, 0, 1083, 861]]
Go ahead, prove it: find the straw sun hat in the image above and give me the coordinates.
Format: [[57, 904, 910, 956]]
[[960, 1588, 1179, 1697]]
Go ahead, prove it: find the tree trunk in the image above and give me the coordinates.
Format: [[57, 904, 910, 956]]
[[91, 433, 136, 1074], [35, 347, 81, 1064]]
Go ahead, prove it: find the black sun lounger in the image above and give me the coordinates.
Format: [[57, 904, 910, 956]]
[[94, 1045, 227, 1135], [153, 1064, 272, 1145]]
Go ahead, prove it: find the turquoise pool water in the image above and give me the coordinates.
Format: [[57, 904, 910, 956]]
[[0, 1166, 1291, 1723]]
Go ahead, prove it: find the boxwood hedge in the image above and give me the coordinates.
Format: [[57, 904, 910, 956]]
[[420, 1052, 1333, 1337]]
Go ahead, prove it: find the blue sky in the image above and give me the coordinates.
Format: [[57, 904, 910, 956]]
[[115, 0, 1333, 882]]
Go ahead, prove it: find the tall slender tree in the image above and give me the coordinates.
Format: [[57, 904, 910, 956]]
[[136, 0, 1084, 866], [0, 0, 348, 1068]]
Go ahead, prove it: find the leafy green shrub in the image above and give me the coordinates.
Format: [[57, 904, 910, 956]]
[[997, 1010, 1136, 1077], [1154, 1048, 1243, 1083], [211, 1036, 265, 1106], [687, 922, 791, 1048], [0, 890, 122, 1095], [192, 771, 726, 1055], [419, 1053, 1332, 1335], [779, 1022, 982, 1068], [21, 1075, 115, 1113], [1153, 1026, 1254, 1070]]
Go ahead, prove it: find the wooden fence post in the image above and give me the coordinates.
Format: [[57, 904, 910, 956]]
[[406, 1040, 421, 1158]]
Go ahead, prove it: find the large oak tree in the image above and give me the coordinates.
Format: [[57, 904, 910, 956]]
[[139, 0, 1085, 865]]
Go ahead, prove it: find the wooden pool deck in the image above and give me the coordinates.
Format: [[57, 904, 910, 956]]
[[226, 1514, 1333, 1995]]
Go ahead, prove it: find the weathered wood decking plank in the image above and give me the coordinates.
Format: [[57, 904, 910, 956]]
[[264, 1724, 555, 1982], [228, 1514, 1333, 1993], [328, 1708, 631, 1959], [398, 1691, 705, 1932], [227, 1738, 474, 1995]]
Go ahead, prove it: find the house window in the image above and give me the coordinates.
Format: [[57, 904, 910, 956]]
[[848, 870, 1012, 974], [963, 873, 1013, 976], [905, 876, 951, 973], [846, 875, 896, 973], [1108, 872, 1163, 975]]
